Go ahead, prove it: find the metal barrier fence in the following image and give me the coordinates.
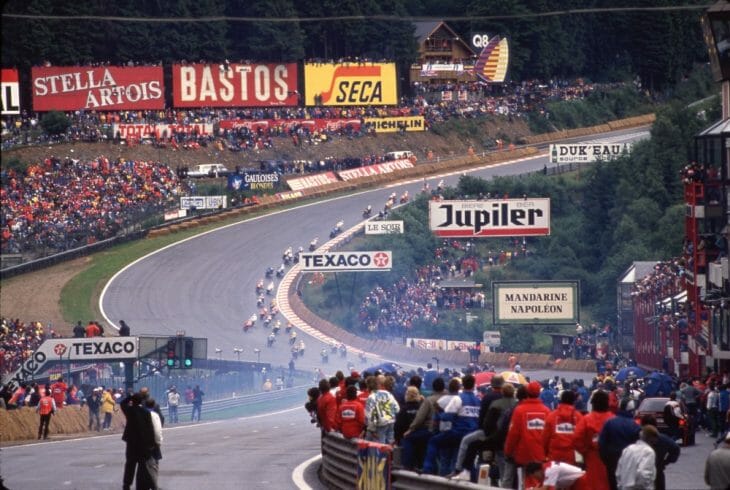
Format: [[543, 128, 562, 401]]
[[319, 432, 499, 489]]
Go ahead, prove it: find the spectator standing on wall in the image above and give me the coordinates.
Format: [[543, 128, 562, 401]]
[[119, 320, 131, 336]]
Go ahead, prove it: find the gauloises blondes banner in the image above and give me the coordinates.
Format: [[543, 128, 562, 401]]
[[32, 66, 164, 111], [304, 62, 397, 106], [172, 63, 298, 107]]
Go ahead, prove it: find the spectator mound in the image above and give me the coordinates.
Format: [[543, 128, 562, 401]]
[[3, 118, 531, 169]]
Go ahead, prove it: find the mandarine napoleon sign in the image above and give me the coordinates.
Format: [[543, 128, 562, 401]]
[[304, 62, 397, 106]]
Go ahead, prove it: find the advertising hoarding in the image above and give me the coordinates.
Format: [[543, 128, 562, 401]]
[[301, 251, 392, 272], [180, 196, 227, 210], [113, 123, 213, 140], [549, 143, 632, 164], [219, 118, 361, 132], [1, 69, 20, 115], [304, 62, 397, 106], [365, 221, 404, 235], [429, 199, 550, 237], [286, 172, 339, 191], [32, 66, 164, 111], [337, 159, 414, 181], [492, 281, 579, 325], [363, 116, 425, 133], [172, 63, 298, 107]]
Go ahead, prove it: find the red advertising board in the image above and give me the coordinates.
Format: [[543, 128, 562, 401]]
[[286, 172, 339, 191], [337, 159, 414, 181], [219, 118, 361, 132], [173, 63, 298, 107], [112, 123, 214, 140], [32, 66, 164, 111], [2, 68, 20, 115]]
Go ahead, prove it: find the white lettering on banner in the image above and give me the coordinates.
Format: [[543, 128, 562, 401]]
[[286, 172, 339, 191], [301, 251, 392, 272], [472, 34, 490, 48], [174, 63, 295, 107], [1, 69, 20, 115], [406, 338, 480, 351], [180, 196, 227, 210], [365, 221, 404, 235], [113, 123, 213, 140], [337, 159, 414, 181], [429, 199, 550, 237], [549, 143, 632, 164]]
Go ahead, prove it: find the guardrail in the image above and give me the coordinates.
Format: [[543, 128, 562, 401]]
[[161, 384, 306, 418], [319, 432, 499, 489]]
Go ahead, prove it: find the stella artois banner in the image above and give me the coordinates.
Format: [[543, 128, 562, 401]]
[[32, 66, 164, 111]]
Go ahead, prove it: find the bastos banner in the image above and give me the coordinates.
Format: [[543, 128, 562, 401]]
[[173, 63, 298, 107], [304, 62, 397, 106], [2, 69, 20, 115], [32, 66, 164, 111]]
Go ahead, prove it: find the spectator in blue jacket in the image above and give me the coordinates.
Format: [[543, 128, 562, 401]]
[[598, 398, 640, 490], [422, 374, 480, 476]]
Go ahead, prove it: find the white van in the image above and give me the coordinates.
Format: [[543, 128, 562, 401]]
[[187, 163, 230, 178], [483, 330, 502, 348], [385, 151, 414, 161]]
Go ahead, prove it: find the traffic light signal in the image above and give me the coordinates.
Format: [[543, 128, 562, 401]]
[[183, 338, 194, 368], [166, 338, 178, 368]]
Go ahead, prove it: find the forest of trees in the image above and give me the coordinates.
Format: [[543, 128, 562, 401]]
[[1, 0, 710, 92]]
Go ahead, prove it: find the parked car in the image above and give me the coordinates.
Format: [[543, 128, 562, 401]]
[[187, 163, 230, 178], [634, 397, 690, 445]]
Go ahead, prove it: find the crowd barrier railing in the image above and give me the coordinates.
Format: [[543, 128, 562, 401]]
[[319, 432, 499, 489]]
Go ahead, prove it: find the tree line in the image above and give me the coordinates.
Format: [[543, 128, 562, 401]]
[[2, 0, 709, 92]]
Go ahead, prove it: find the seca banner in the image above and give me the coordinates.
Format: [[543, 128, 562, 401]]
[[337, 159, 414, 181], [173, 63, 298, 107], [219, 118, 361, 132], [364, 116, 425, 133], [1, 69, 20, 115], [429, 199, 551, 237], [113, 122, 213, 140], [304, 62, 397, 106], [492, 281, 579, 325], [32, 66, 164, 111], [549, 142, 632, 164], [301, 251, 392, 272], [286, 172, 339, 191]]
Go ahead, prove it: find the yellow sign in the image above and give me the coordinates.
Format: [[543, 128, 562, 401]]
[[304, 62, 397, 106], [364, 116, 425, 133]]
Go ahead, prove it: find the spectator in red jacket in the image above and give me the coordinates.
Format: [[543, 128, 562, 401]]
[[543, 389, 583, 465], [504, 381, 551, 473], [317, 378, 338, 433], [337, 385, 366, 439], [574, 390, 614, 490], [50, 377, 68, 409]]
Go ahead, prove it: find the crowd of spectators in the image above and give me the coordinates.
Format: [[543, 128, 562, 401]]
[[1, 156, 187, 256], [308, 364, 727, 487], [0, 318, 57, 376], [1, 78, 631, 153]]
